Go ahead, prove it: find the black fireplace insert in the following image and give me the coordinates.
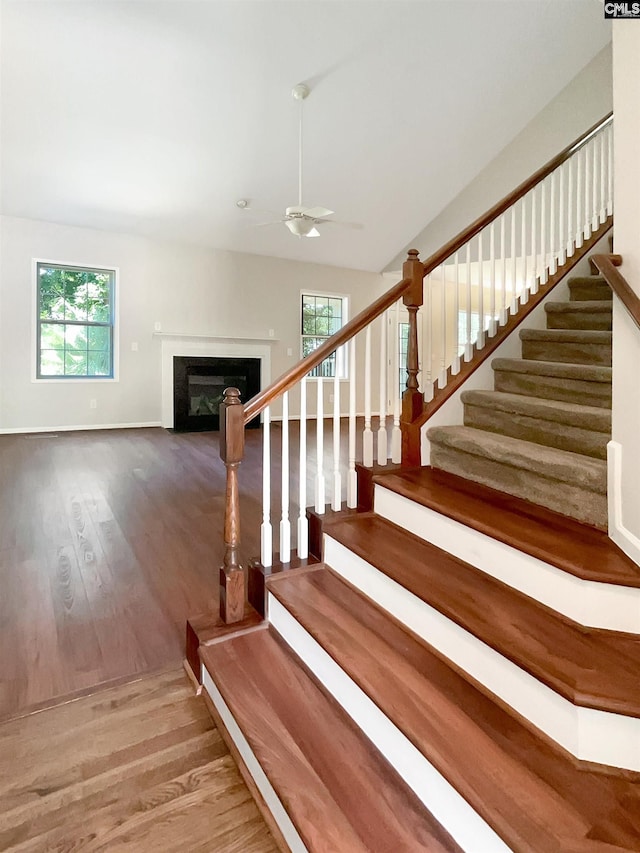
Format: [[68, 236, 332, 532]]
[[173, 356, 261, 432]]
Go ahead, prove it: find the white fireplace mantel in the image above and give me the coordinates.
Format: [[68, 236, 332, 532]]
[[160, 334, 273, 428]]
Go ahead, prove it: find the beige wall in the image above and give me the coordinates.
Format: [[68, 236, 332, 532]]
[[609, 25, 640, 559], [0, 215, 385, 431], [386, 45, 613, 273]]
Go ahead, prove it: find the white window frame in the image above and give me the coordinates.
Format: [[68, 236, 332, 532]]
[[32, 258, 119, 383], [300, 290, 349, 380]]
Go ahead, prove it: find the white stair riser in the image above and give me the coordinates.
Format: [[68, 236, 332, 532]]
[[323, 536, 640, 772], [201, 668, 308, 853], [267, 593, 509, 853], [374, 485, 640, 633]]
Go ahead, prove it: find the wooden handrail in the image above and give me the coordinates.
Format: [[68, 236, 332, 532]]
[[420, 112, 613, 278], [243, 275, 411, 424], [591, 253, 640, 331]]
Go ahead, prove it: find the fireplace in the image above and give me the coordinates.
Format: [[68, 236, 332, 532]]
[[173, 356, 261, 432]]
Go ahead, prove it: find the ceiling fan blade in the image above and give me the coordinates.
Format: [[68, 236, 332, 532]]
[[302, 206, 334, 219], [306, 227, 321, 238], [247, 219, 286, 228], [320, 219, 363, 230]]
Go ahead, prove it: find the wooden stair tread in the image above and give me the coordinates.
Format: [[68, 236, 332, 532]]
[[267, 568, 640, 852], [373, 467, 640, 587], [324, 513, 640, 715], [200, 627, 460, 853]]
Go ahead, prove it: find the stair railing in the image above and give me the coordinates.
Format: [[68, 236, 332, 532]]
[[591, 254, 640, 331], [218, 112, 614, 623]]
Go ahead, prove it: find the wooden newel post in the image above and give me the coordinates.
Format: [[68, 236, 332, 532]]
[[401, 249, 425, 467], [219, 387, 245, 624]]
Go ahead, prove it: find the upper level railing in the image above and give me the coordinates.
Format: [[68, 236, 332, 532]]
[[217, 112, 614, 623]]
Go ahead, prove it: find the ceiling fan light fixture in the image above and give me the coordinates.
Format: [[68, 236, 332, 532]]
[[285, 217, 316, 237]]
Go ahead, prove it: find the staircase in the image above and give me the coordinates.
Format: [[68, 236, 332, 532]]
[[427, 267, 612, 530], [198, 240, 640, 850]]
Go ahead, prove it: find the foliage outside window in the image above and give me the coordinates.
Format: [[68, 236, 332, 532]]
[[301, 293, 347, 378], [37, 263, 115, 379]]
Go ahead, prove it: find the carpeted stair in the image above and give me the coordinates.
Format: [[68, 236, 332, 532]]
[[428, 270, 612, 529]]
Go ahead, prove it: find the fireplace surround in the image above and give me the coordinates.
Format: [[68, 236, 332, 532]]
[[159, 334, 273, 431]]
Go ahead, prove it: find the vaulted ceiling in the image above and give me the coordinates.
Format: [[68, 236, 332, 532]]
[[0, 1, 610, 272]]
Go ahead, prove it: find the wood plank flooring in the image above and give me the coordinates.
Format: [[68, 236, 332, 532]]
[[0, 423, 363, 720], [0, 668, 277, 852]]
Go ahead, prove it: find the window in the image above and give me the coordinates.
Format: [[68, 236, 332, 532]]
[[301, 293, 348, 378], [37, 262, 115, 379]]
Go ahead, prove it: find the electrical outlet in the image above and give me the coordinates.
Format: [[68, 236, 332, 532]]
[[287, 347, 293, 356], [268, 328, 275, 337], [154, 321, 162, 332], [89, 399, 97, 409]]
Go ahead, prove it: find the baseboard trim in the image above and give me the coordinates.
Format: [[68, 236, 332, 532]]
[[608, 440, 640, 565], [0, 421, 162, 435]]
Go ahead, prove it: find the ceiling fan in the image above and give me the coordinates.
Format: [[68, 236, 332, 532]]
[[238, 84, 362, 238]]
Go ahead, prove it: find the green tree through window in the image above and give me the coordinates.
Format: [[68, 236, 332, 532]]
[[301, 294, 347, 378], [37, 263, 115, 378]]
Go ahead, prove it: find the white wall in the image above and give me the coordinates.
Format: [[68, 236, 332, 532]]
[[0, 215, 385, 432], [609, 26, 640, 560], [385, 45, 613, 273]]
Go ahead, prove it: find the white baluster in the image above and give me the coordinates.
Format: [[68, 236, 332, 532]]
[[558, 163, 566, 267], [477, 232, 484, 348], [439, 264, 447, 386], [549, 170, 556, 276], [488, 223, 496, 337], [280, 391, 291, 564], [391, 305, 402, 463], [599, 129, 607, 224], [510, 206, 517, 315], [500, 214, 507, 326], [567, 155, 575, 258], [540, 179, 547, 285], [297, 378, 308, 560], [332, 359, 342, 511], [607, 123, 613, 216], [465, 242, 473, 361], [592, 136, 599, 233], [363, 325, 374, 467], [425, 273, 433, 386], [584, 141, 592, 240], [315, 378, 325, 513], [452, 253, 461, 374], [521, 194, 528, 304], [347, 337, 358, 506], [531, 187, 538, 294], [260, 405, 272, 568], [377, 313, 388, 463], [576, 147, 583, 249]]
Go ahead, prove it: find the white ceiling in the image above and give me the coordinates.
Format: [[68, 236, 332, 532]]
[[0, 1, 610, 273]]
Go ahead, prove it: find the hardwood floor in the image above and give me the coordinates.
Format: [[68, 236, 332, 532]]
[[0, 422, 363, 720], [0, 668, 277, 852]]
